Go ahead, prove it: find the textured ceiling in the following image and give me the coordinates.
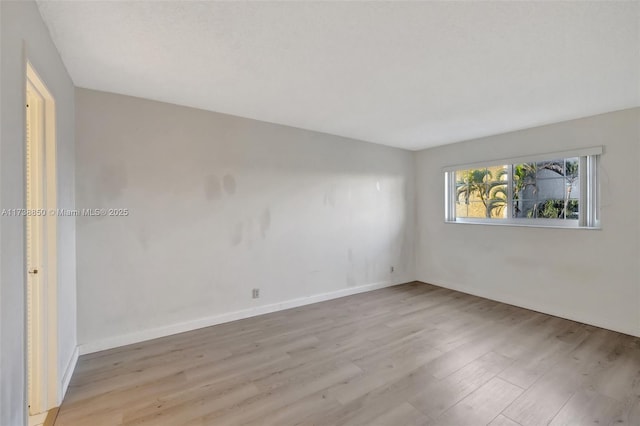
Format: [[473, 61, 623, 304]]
[[37, 1, 639, 150]]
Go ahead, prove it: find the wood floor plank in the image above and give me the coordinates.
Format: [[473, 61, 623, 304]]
[[616, 395, 640, 425], [242, 390, 342, 426], [430, 377, 524, 426], [502, 326, 631, 426], [409, 351, 514, 419], [184, 362, 364, 425], [488, 414, 521, 426], [55, 282, 640, 426], [301, 361, 439, 426], [498, 322, 590, 389], [329, 346, 443, 405], [363, 402, 429, 426], [548, 389, 623, 426], [501, 361, 584, 426]]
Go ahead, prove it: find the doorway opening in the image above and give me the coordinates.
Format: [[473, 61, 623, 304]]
[[25, 62, 58, 426]]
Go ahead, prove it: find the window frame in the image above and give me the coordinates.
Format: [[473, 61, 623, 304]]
[[444, 147, 602, 229]]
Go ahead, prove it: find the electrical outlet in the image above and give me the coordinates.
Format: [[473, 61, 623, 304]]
[[390, 266, 395, 273], [252, 288, 260, 299]]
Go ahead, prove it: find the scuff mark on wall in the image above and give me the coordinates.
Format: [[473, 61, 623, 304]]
[[364, 258, 371, 281], [204, 174, 222, 200], [260, 208, 271, 239], [323, 183, 337, 207], [231, 221, 244, 246], [98, 163, 128, 201], [138, 227, 149, 250], [223, 174, 237, 195], [346, 272, 356, 287]]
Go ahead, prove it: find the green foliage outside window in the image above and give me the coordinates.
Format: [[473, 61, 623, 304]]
[[530, 199, 579, 219], [455, 158, 579, 220]]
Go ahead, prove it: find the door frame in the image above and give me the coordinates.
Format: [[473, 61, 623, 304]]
[[25, 61, 59, 417]]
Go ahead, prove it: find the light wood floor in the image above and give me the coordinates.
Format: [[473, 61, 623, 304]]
[[56, 282, 640, 426]]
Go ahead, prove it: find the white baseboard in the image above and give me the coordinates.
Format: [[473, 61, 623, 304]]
[[420, 279, 640, 338], [78, 280, 400, 355], [60, 345, 79, 401]]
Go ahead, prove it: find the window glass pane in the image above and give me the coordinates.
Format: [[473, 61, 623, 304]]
[[456, 201, 486, 218], [530, 198, 579, 219], [566, 200, 579, 219], [565, 158, 579, 178], [536, 159, 564, 179], [536, 198, 564, 219], [488, 167, 507, 219], [512, 162, 536, 218], [536, 177, 565, 202], [512, 198, 533, 218], [564, 158, 580, 200], [524, 200, 541, 218], [455, 169, 472, 207], [455, 201, 468, 218], [489, 194, 507, 218], [567, 178, 580, 200], [455, 166, 508, 219]]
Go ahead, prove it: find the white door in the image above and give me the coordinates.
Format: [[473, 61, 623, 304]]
[[25, 62, 59, 421]]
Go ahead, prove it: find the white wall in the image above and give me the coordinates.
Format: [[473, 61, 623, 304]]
[[75, 88, 415, 352], [416, 108, 640, 337], [0, 1, 77, 424]]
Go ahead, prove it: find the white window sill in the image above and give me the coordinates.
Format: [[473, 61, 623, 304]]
[[444, 219, 601, 230]]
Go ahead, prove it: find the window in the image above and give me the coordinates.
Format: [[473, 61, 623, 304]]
[[444, 147, 601, 228]]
